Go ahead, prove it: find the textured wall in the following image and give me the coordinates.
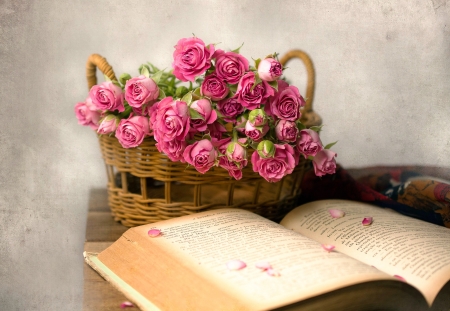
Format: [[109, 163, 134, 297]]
[[0, 0, 448, 309]]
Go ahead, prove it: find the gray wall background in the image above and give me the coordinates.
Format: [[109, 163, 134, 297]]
[[0, 0, 448, 309]]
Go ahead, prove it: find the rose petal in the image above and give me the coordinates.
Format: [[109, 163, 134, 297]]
[[255, 261, 272, 271], [147, 229, 162, 237], [266, 268, 281, 277], [226, 259, 247, 271], [394, 275, 406, 282], [362, 217, 373, 226], [120, 301, 134, 308], [328, 209, 345, 218], [322, 244, 335, 252]]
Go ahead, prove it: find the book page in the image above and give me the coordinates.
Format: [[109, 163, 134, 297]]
[[125, 208, 395, 310], [280, 199, 450, 306]]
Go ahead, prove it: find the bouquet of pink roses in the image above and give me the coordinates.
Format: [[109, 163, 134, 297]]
[[75, 37, 337, 183]]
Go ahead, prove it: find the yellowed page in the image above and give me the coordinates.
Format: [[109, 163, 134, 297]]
[[127, 208, 395, 310], [280, 199, 450, 306]]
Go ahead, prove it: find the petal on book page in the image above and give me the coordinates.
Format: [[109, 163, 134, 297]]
[[147, 229, 162, 237], [328, 209, 345, 218], [226, 259, 247, 270], [362, 217, 373, 226], [120, 301, 134, 308], [266, 268, 281, 277], [394, 275, 406, 282], [321, 244, 335, 252], [255, 261, 272, 271]]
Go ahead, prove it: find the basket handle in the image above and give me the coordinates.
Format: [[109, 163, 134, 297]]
[[86, 54, 117, 90], [280, 50, 322, 127]]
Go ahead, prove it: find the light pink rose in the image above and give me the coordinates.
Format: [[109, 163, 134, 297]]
[[89, 81, 124, 112], [251, 143, 296, 183], [216, 97, 244, 123], [172, 37, 215, 82], [97, 115, 119, 134], [257, 58, 282, 81], [275, 120, 299, 143], [214, 49, 249, 84], [236, 72, 275, 110], [152, 97, 190, 142], [74, 98, 101, 129], [189, 99, 217, 132], [156, 139, 187, 163], [183, 139, 218, 174], [115, 115, 150, 148], [312, 149, 337, 177], [200, 74, 229, 101], [244, 121, 269, 142], [207, 121, 228, 140], [267, 80, 305, 121], [215, 138, 246, 180], [297, 129, 323, 158], [124, 75, 159, 109], [248, 109, 267, 127]]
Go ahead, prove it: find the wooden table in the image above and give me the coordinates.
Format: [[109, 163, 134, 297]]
[[83, 188, 138, 310]]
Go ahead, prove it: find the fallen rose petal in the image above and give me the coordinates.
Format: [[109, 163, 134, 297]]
[[147, 229, 162, 237], [322, 244, 335, 252], [394, 275, 406, 282], [255, 261, 272, 271], [328, 209, 345, 218], [227, 259, 247, 270], [120, 301, 134, 308], [362, 217, 373, 226], [266, 268, 281, 277]]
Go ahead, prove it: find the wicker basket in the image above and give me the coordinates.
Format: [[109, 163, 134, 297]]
[[86, 50, 322, 227]]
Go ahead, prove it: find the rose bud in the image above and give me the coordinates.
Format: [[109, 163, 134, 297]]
[[275, 120, 299, 143], [257, 140, 275, 158], [248, 109, 267, 127], [244, 121, 269, 142], [97, 114, 119, 134], [226, 142, 247, 164], [257, 58, 282, 81]]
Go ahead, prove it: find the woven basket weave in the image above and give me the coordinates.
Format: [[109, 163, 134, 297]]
[[87, 50, 321, 227]]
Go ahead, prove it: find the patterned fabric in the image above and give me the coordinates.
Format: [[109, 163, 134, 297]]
[[299, 165, 450, 228]]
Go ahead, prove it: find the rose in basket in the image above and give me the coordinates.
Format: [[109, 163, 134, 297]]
[[75, 37, 337, 182]]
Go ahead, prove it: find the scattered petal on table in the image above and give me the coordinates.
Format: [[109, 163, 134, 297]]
[[328, 209, 345, 218], [120, 301, 134, 308], [227, 259, 247, 270], [362, 217, 373, 226], [147, 229, 162, 237]]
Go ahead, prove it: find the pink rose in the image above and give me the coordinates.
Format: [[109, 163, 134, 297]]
[[124, 75, 159, 109], [214, 49, 249, 84], [215, 138, 246, 180], [200, 74, 229, 101], [251, 143, 296, 183], [152, 97, 190, 142], [245, 121, 269, 142], [74, 98, 101, 129], [275, 120, 299, 143], [172, 37, 215, 82], [189, 99, 217, 132], [248, 109, 267, 127], [226, 142, 247, 164], [236, 72, 275, 110], [257, 58, 282, 81], [115, 115, 150, 148], [97, 115, 119, 134], [297, 129, 323, 158], [156, 139, 187, 163], [89, 81, 124, 112], [267, 80, 305, 121], [183, 139, 218, 174], [216, 97, 244, 123], [207, 121, 228, 140], [312, 149, 337, 177]]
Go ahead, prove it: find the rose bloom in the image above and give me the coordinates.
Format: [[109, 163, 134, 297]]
[[115, 115, 150, 148], [156, 139, 187, 163], [312, 149, 337, 177], [214, 49, 249, 84], [257, 58, 282, 81], [244, 121, 269, 142], [97, 115, 119, 134], [207, 121, 228, 140], [267, 80, 305, 121], [297, 129, 323, 158], [251, 143, 296, 183], [275, 120, 299, 143], [152, 97, 190, 142], [183, 139, 218, 174], [89, 81, 124, 112], [172, 37, 215, 82], [200, 74, 229, 101], [216, 97, 244, 123], [124, 75, 159, 109], [189, 99, 218, 132], [236, 72, 275, 110], [74, 98, 101, 129]]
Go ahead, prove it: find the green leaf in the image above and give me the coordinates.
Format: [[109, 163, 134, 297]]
[[324, 141, 338, 150], [309, 125, 324, 132], [111, 80, 121, 88], [181, 91, 193, 105], [189, 108, 204, 120], [228, 84, 238, 93], [307, 155, 314, 161], [104, 74, 112, 82], [231, 42, 244, 54], [158, 89, 166, 100], [140, 65, 151, 78], [250, 73, 262, 92], [254, 58, 261, 70], [192, 87, 202, 100], [297, 122, 306, 131], [119, 73, 132, 86], [268, 80, 278, 91], [151, 70, 164, 84]]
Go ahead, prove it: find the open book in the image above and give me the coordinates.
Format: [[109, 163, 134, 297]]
[[84, 200, 450, 311]]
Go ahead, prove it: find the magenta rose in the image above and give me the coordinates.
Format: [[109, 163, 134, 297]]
[[312, 149, 337, 177], [97, 115, 119, 134], [74, 98, 101, 129], [257, 58, 282, 81], [172, 37, 215, 82], [183, 139, 218, 174], [207, 121, 228, 140], [236, 72, 275, 110], [216, 97, 244, 123], [251, 143, 296, 183], [275, 120, 299, 143], [152, 97, 190, 142], [89, 81, 124, 112], [125, 75, 159, 109], [267, 80, 305, 121], [214, 49, 249, 84], [156, 139, 187, 163], [200, 74, 229, 101], [244, 121, 269, 142], [297, 129, 323, 158], [115, 115, 150, 148], [189, 99, 217, 132]]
